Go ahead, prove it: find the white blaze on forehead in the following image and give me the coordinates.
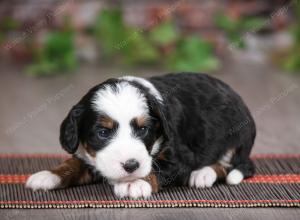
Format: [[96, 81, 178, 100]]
[[92, 81, 148, 121], [91, 81, 153, 181], [120, 76, 163, 102]]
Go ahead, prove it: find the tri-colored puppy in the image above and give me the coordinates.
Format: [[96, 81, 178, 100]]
[[26, 73, 256, 198]]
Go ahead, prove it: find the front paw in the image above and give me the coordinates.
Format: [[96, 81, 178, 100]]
[[113, 179, 152, 199], [189, 166, 217, 188], [26, 170, 61, 191]]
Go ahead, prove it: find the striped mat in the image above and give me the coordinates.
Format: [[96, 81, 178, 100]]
[[0, 154, 299, 208]]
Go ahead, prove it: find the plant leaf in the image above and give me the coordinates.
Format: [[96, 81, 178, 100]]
[[149, 21, 178, 45]]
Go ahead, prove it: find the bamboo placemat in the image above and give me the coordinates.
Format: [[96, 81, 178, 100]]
[[0, 154, 299, 208]]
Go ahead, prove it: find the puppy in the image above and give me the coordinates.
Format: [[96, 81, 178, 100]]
[[26, 73, 256, 198]]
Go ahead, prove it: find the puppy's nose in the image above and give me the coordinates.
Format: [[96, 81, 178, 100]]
[[122, 159, 140, 173]]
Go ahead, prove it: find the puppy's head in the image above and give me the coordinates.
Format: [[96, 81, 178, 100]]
[[60, 78, 169, 182]]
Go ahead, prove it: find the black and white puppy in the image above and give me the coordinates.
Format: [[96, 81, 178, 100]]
[[26, 73, 256, 198]]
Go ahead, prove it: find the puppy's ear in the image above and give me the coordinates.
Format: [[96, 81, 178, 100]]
[[59, 104, 85, 154], [148, 96, 171, 142]]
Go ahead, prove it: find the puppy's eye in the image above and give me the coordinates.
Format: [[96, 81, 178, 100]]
[[98, 128, 111, 138], [137, 126, 148, 136]]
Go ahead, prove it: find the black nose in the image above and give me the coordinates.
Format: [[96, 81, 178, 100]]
[[122, 159, 140, 173]]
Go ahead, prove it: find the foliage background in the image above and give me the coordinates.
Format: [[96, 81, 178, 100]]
[[0, 0, 299, 76]]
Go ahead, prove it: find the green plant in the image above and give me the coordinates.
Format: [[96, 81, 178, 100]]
[[215, 13, 265, 49], [26, 19, 77, 76], [94, 8, 128, 58], [279, 3, 300, 72], [93, 8, 220, 72], [0, 17, 20, 31], [122, 27, 159, 64], [149, 21, 178, 46], [167, 36, 220, 72], [0, 17, 21, 45], [94, 8, 159, 65]]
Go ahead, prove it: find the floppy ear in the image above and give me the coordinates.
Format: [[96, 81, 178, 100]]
[[59, 104, 85, 154], [148, 96, 171, 142]]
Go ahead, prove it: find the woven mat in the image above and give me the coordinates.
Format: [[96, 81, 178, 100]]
[[0, 154, 299, 208]]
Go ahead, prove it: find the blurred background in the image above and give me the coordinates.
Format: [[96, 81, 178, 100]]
[[0, 0, 299, 154]]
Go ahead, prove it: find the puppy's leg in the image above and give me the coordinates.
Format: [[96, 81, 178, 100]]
[[113, 179, 152, 199], [189, 149, 235, 188], [226, 159, 255, 185], [26, 157, 92, 191], [113, 173, 159, 199], [189, 164, 227, 188]]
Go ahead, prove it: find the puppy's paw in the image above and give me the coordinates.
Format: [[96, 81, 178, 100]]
[[226, 169, 244, 185], [26, 170, 61, 191], [189, 166, 217, 188], [113, 179, 152, 199]]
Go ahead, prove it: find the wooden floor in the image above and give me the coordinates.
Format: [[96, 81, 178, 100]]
[[3, 208, 300, 220], [0, 54, 299, 219]]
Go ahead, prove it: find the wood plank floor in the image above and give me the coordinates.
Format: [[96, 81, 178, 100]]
[[2, 208, 300, 220]]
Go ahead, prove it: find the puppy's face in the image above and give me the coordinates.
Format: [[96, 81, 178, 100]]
[[60, 79, 166, 182]]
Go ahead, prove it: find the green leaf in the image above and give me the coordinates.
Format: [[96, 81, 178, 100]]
[[214, 13, 238, 32], [149, 21, 178, 45], [280, 50, 300, 72], [94, 8, 128, 57], [44, 32, 74, 59], [0, 17, 20, 31], [215, 13, 265, 50], [239, 17, 265, 31], [228, 32, 245, 49], [179, 36, 213, 56], [26, 30, 77, 76], [167, 36, 220, 72], [123, 29, 159, 64], [26, 61, 58, 76]]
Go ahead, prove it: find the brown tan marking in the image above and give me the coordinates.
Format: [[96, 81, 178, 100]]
[[211, 163, 228, 179], [51, 157, 92, 188], [82, 143, 96, 157], [99, 116, 114, 129], [211, 148, 236, 179], [135, 115, 147, 127], [143, 173, 160, 192]]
